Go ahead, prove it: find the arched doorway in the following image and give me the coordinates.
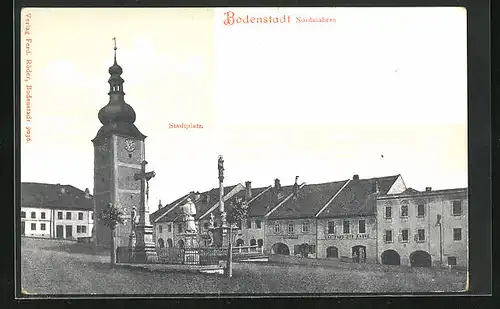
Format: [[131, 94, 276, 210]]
[[158, 238, 165, 248], [352, 245, 367, 263], [257, 239, 263, 247], [296, 243, 311, 257], [271, 242, 290, 255], [381, 249, 401, 265], [410, 250, 431, 267], [250, 239, 257, 246], [326, 246, 339, 258], [236, 239, 244, 246], [177, 239, 185, 248], [167, 238, 173, 247]]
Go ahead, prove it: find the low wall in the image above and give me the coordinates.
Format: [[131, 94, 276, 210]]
[[268, 254, 466, 274]]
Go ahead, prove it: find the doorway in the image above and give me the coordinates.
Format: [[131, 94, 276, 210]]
[[65, 225, 73, 239], [381, 249, 401, 265], [410, 250, 432, 267], [271, 242, 290, 255], [352, 245, 367, 263], [56, 225, 64, 238]]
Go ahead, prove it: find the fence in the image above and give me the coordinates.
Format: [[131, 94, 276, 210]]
[[232, 245, 264, 255], [117, 246, 227, 266]]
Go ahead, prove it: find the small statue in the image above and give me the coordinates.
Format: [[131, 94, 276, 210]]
[[180, 198, 197, 233], [209, 213, 215, 228], [130, 206, 137, 233]]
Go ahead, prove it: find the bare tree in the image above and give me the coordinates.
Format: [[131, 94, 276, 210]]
[[99, 203, 125, 265], [225, 197, 249, 277]]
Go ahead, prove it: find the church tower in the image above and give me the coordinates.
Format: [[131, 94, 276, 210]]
[[92, 39, 147, 248]]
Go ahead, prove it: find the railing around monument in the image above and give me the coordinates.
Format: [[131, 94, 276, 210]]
[[117, 246, 226, 266]]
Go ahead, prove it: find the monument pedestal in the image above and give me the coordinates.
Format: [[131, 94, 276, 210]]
[[132, 224, 157, 263], [209, 225, 237, 248]]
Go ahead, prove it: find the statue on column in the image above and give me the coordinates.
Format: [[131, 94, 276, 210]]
[[180, 198, 197, 233], [218, 155, 224, 181]]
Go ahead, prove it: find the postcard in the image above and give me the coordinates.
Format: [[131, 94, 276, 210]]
[[20, 7, 468, 296]]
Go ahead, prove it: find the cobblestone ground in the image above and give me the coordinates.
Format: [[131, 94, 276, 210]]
[[21, 238, 467, 295]]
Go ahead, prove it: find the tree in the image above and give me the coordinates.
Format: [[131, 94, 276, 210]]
[[99, 203, 125, 265], [225, 197, 249, 277]]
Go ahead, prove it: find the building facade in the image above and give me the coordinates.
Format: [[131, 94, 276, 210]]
[[21, 183, 94, 240], [376, 187, 468, 268]]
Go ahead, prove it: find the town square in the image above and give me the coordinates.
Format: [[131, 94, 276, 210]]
[[20, 8, 468, 295]]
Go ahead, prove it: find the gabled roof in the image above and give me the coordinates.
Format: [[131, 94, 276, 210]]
[[401, 187, 420, 195], [223, 185, 272, 217], [268, 180, 347, 219], [317, 175, 400, 218], [150, 193, 190, 223], [21, 182, 93, 210], [247, 185, 296, 217], [156, 185, 241, 223]]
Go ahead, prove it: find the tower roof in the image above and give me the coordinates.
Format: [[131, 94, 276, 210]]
[[93, 38, 146, 143]]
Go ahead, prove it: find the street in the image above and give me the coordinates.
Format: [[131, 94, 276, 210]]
[[21, 238, 467, 295]]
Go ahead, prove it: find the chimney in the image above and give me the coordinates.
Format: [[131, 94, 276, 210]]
[[274, 178, 281, 191], [293, 176, 299, 196], [372, 179, 380, 194], [60, 187, 66, 194], [353, 174, 359, 180], [195, 192, 201, 201], [84, 188, 91, 199], [245, 181, 252, 201], [425, 187, 432, 192], [158, 200, 163, 209]]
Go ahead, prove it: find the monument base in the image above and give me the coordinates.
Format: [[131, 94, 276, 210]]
[[177, 232, 199, 248], [210, 225, 237, 248], [132, 246, 158, 263]]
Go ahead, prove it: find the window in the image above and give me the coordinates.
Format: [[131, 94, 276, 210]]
[[417, 229, 426, 242], [203, 222, 209, 230], [31, 212, 36, 219], [343, 220, 350, 234], [302, 221, 309, 233], [58, 212, 63, 219], [91, 213, 94, 220], [159, 225, 162, 233], [66, 212, 71, 220], [358, 220, 366, 234], [288, 223, 294, 234], [41, 212, 46, 219], [246, 220, 252, 229], [401, 229, 409, 242], [21, 211, 26, 218], [448, 256, 457, 266], [417, 204, 425, 217], [385, 206, 392, 219], [453, 228, 462, 241], [401, 205, 408, 217], [82, 226, 87, 233], [168, 224, 172, 232], [257, 239, 263, 247], [452, 201, 462, 216], [177, 224, 183, 233], [327, 221, 335, 234], [384, 230, 393, 242], [274, 222, 281, 233], [31, 223, 36, 230], [78, 212, 84, 220], [77, 226, 82, 233], [255, 220, 262, 229], [41, 223, 46, 231]]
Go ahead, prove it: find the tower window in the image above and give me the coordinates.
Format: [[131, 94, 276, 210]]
[[128, 154, 132, 158]]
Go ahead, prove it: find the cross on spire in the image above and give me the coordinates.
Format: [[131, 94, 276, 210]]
[[112, 37, 117, 63]]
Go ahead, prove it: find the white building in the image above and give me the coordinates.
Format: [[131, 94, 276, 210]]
[[21, 183, 94, 240]]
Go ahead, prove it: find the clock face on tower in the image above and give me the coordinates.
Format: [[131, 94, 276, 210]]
[[124, 139, 136, 152]]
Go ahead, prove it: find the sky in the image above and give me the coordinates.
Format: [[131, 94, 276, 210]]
[[20, 7, 468, 212]]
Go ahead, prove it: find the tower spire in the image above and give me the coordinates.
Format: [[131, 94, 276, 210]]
[[112, 37, 117, 64]]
